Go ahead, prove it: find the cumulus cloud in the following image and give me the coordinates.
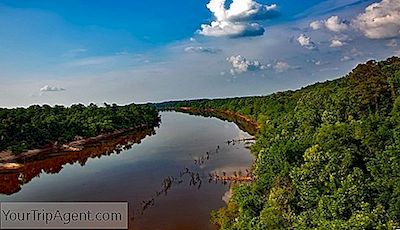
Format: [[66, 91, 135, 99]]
[[184, 46, 222, 54], [227, 55, 267, 75], [199, 0, 279, 38], [310, 15, 349, 33], [200, 22, 266, 38], [297, 34, 318, 50], [274, 61, 291, 73], [40, 85, 66, 92], [310, 21, 323, 30], [312, 0, 400, 40], [353, 0, 400, 39], [226, 56, 296, 74], [330, 39, 346, 47], [325, 16, 349, 33]]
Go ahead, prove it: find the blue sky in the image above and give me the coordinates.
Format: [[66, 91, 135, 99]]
[[0, 0, 399, 107]]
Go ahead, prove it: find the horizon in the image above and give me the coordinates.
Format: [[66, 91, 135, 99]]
[[1, 0, 399, 108]]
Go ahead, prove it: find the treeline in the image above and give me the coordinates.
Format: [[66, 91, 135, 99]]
[[157, 57, 400, 229], [0, 103, 160, 153]]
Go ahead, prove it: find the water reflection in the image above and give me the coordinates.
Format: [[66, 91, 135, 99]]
[[0, 128, 156, 195], [0, 112, 254, 230], [136, 137, 255, 218], [171, 109, 259, 136]]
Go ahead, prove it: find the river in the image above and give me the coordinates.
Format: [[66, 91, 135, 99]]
[[0, 111, 254, 230]]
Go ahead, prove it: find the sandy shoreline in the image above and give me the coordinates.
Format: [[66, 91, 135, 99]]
[[0, 109, 255, 173], [0, 124, 152, 171]]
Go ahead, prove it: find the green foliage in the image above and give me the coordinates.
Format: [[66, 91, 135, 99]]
[[158, 57, 400, 229], [211, 202, 240, 229], [0, 103, 160, 153]]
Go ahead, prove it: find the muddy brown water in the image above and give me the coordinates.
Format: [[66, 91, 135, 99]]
[[0, 112, 254, 230]]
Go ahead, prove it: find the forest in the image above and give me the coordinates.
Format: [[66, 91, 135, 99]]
[[157, 57, 400, 229], [0, 103, 160, 153]]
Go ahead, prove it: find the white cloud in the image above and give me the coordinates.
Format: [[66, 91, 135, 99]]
[[274, 61, 291, 73], [199, 0, 279, 38], [184, 46, 222, 54], [340, 56, 353, 62], [325, 16, 349, 33], [310, 15, 348, 33], [330, 39, 346, 47], [353, 0, 400, 39], [226, 56, 296, 74], [310, 20, 323, 30], [200, 22, 265, 38], [40, 85, 66, 92], [329, 34, 348, 48], [308, 59, 323, 65], [227, 55, 267, 74], [297, 34, 317, 50], [312, 0, 400, 40]]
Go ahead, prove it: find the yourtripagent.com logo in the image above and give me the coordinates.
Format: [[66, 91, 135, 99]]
[[0, 202, 128, 229]]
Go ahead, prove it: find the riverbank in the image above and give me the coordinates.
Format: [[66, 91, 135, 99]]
[[0, 124, 157, 172], [0, 127, 156, 195], [0, 111, 254, 230], [167, 107, 260, 136]]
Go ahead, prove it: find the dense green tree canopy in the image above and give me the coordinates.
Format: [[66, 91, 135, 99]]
[[0, 103, 159, 153], [158, 57, 400, 229]]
